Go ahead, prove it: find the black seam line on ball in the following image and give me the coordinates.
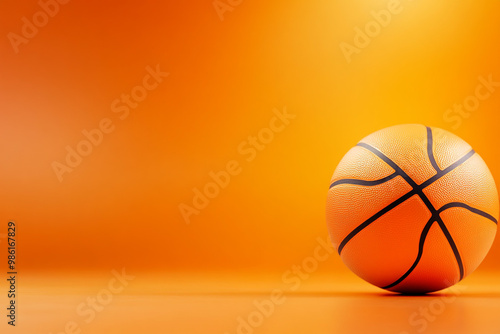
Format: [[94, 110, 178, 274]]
[[329, 172, 398, 189], [382, 217, 436, 290], [338, 144, 475, 264], [384, 215, 465, 290], [420, 149, 476, 189], [337, 190, 416, 254], [409, 187, 465, 282], [427, 127, 441, 172], [357, 143, 419, 189], [360, 143, 465, 282], [435, 216, 465, 280], [438, 202, 498, 224], [337, 145, 475, 255], [328, 144, 474, 192]]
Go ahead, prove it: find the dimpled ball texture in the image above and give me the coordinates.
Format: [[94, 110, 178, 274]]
[[326, 124, 499, 294]]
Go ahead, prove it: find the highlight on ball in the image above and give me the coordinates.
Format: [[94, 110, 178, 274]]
[[326, 124, 499, 294]]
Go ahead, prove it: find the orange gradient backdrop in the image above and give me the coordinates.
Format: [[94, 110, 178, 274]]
[[1, 0, 500, 280]]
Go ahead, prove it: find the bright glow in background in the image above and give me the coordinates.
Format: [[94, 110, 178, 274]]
[[1, 0, 500, 333]]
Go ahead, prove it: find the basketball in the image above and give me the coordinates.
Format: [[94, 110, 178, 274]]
[[326, 124, 499, 294]]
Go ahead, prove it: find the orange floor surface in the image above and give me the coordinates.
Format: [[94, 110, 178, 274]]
[[2, 271, 500, 334]]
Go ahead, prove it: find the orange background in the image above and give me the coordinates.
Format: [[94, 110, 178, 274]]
[[1, 0, 500, 333]]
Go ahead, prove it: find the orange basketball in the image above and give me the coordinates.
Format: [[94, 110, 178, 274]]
[[326, 124, 499, 294]]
